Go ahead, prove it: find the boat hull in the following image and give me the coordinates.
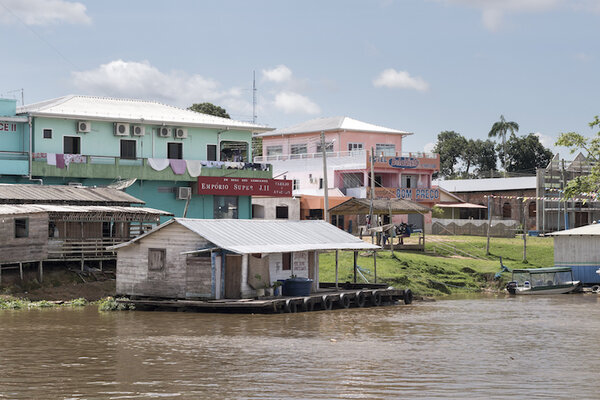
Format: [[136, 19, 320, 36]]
[[507, 282, 582, 295]]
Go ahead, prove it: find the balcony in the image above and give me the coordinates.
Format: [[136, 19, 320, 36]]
[[0, 151, 29, 175], [31, 154, 272, 181]]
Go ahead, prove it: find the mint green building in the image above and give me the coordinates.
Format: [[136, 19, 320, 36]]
[[0, 95, 274, 220]]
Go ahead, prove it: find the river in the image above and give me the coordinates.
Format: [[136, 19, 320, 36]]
[[0, 294, 598, 399]]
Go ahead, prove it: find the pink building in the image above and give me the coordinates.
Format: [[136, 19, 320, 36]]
[[255, 117, 439, 230]]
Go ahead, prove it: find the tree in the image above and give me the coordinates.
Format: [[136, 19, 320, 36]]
[[433, 131, 467, 178], [488, 115, 519, 170], [188, 102, 230, 119], [556, 116, 600, 197], [473, 139, 498, 178], [503, 133, 553, 174]]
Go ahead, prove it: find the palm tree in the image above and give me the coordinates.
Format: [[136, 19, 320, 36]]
[[488, 115, 519, 172]]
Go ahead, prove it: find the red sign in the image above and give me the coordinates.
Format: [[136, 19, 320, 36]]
[[0, 122, 18, 132], [197, 177, 292, 197]]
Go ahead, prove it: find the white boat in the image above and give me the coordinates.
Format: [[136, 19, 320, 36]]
[[506, 267, 582, 295]]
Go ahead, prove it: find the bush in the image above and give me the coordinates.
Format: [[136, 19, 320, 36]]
[[98, 297, 134, 311]]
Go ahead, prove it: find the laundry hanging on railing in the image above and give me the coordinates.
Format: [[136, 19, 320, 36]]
[[147, 158, 170, 171], [186, 160, 202, 177], [169, 159, 187, 175]]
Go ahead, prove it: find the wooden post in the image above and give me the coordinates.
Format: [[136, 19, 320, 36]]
[[523, 201, 527, 262], [0, 264, 2, 285], [335, 249, 339, 290], [19, 262, 23, 281], [353, 251, 357, 283], [38, 261, 43, 283], [321, 131, 329, 223], [99, 260, 103, 272], [389, 202, 394, 256], [486, 195, 491, 255], [422, 213, 426, 251], [373, 251, 377, 283]]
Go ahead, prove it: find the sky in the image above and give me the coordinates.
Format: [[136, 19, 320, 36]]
[[1, 0, 599, 156]]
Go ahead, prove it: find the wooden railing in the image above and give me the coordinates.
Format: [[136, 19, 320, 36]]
[[47, 238, 126, 261]]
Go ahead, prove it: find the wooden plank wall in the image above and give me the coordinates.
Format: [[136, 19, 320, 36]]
[[185, 256, 213, 297], [116, 222, 211, 299], [0, 213, 48, 264]]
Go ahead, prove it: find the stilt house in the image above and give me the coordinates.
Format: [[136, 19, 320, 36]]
[[111, 218, 379, 299]]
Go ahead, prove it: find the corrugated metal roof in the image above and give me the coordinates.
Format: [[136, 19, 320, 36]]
[[547, 224, 600, 236], [0, 184, 144, 204], [0, 204, 172, 216], [329, 198, 430, 215], [257, 116, 412, 137], [114, 218, 380, 254], [435, 177, 537, 193], [18, 95, 273, 132]]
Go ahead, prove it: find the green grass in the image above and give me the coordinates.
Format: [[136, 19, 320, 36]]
[[319, 235, 555, 297]]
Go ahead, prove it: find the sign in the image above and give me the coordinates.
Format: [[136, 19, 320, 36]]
[[292, 251, 309, 278], [388, 157, 419, 169], [0, 122, 18, 133], [396, 188, 440, 201], [197, 176, 292, 197]]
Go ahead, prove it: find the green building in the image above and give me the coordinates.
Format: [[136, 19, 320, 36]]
[[0, 95, 280, 220]]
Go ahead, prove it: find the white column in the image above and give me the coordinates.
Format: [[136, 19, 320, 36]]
[[240, 254, 253, 298]]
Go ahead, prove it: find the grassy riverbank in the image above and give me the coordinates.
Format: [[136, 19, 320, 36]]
[[319, 234, 554, 296]]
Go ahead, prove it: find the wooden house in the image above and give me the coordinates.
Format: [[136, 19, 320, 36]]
[[0, 184, 171, 282], [111, 218, 379, 300]]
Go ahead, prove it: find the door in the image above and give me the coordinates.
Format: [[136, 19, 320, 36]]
[[224, 254, 242, 298]]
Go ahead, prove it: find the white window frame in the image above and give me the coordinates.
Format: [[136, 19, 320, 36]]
[[348, 142, 363, 152]]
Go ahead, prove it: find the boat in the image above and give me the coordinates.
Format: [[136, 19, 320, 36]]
[[505, 267, 582, 295]]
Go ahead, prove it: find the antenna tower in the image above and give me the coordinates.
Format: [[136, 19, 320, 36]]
[[252, 70, 257, 123]]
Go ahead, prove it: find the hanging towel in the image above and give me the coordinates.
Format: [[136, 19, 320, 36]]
[[56, 154, 65, 169], [46, 153, 57, 166], [186, 160, 203, 177], [169, 159, 187, 175], [63, 154, 86, 167], [147, 158, 170, 171]]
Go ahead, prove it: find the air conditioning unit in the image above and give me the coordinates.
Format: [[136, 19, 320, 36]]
[[157, 126, 171, 138], [174, 127, 188, 139], [132, 125, 145, 136], [177, 187, 192, 200], [114, 122, 130, 136], [76, 121, 91, 133]]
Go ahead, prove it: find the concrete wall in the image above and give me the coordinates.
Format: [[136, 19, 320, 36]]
[[252, 197, 300, 220]]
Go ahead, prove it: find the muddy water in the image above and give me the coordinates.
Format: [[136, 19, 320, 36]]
[[1, 294, 599, 399]]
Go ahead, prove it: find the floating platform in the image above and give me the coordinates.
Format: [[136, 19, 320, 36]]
[[118, 286, 413, 314]]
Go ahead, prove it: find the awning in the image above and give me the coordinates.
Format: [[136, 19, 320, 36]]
[[435, 202, 486, 209], [329, 198, 430, 215]]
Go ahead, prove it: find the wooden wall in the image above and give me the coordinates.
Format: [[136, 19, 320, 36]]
[[116, 222, 212, 299], [0, 213, 48, 264]]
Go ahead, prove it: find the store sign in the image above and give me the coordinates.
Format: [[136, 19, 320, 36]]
[[0, 122, 18, 133], [197, 176, 292, 197], [388, 157, 419, 169], [397, 188, 440, 201]]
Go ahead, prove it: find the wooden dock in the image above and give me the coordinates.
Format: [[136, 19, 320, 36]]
[[118, 287, 413, 314]]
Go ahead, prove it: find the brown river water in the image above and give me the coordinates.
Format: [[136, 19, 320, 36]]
[[1, 294, 599, 399]]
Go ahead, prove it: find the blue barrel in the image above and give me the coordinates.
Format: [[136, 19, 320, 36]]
[[282, 277, 313, 296]]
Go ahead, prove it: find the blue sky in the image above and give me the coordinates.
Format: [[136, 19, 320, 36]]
[[1, 0, 599, 155]]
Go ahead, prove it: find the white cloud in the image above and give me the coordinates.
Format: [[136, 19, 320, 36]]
[[262, 65, 293, 83], [273, 91, 320, 115], [424, 142, 436, 153], [435, 0, 563, 30], [534, 132, 557, 151], [71, 60, 251, 116], [0, 0, 91, 26], [373, 69, 429, 92]]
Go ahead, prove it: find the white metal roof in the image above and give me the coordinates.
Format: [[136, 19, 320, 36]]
[[547, 223, 600, 236], [0, 204, 172, 216], [0, 184, 144, 204], [18, 95, 273, 132], [113, 218, 380, 254], [257, 116, 412, 137], [435, 177, 537, 193]]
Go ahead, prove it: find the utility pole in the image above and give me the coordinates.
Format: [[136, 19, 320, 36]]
[[486, 195, 491, 255], [369, 147, 375, 244], [522, 200, 527, 262], [321, 131, 329, 223]]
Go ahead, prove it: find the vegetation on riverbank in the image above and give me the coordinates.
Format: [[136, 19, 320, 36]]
[[319, 235, 554, 296], [0, 296, 88, 310]]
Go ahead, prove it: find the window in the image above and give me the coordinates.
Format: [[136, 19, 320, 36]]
[[167, 142, 183, 159], [402, 174, 416, 188], [214, 196, 238, 219], [375, 143, 395, 156], [120, 139, 136, 160], [276, 206, 289, 219], [64, 136, 81, 154], [282, 253, 291, 270], [348, 142, 363, 152], [15, 218, 28, 238], [293, 179, 300, 191], [528, 201, 536, 217], [43, 129, 52, 139], [502, 202, 512, 219], [207, 144, 217, 161], [220, 141, 248, 162], [316, 141, 334, 154], [148, 248, 166, 278], [267, 145, 283, 156], [290, 144, 307, 155]]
